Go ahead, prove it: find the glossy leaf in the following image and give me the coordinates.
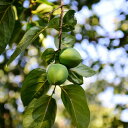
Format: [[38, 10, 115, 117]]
[[21, 68, 50, 106], [61, 84, 90, 128], [54, 33, 75, 49], [48, 17, 60, 30], [32, 3, 53, 14], [62, 33, 76, 46], [7, 26, 44, 65], [23, 95, 57, 128], [68, 70, 83, 85], [71, 63, 96, 77], [41, 48, 55, 65], [0, 2, 15, 54], [63, 10, 77, 32]]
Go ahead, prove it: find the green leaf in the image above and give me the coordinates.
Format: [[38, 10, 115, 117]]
[[48, 10, 77, 32], [71, 63, 96, 77], [61, 84, 90, 128], [32, 3, 53, 14], [7, 26, 46, 65], [23, 95, 57, 128], [21, 68, 50, 106], [63, 10, 77, 32], [68, 70, 83, 85], [48, 17, 60, 30], [54, 50, 61, 63], [62, 33, 76, 46], [41, 48, 55, 65], [54, 36, 59, 49], [0, 2, 15, 54], [9, 21, 24, 46], [54, 33, 76, 49]]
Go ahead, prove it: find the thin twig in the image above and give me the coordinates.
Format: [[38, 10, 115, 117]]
[[58, 0, 64, 50], [46, 5, 65, 23], [50, 0, 64, 97], [51, 85, 57, 96]]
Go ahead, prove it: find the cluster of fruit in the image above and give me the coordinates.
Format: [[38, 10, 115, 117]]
[[47, 47, 82, 85]]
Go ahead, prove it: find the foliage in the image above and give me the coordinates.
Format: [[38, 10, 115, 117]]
[[23, 95, 57, 128], [21, 68, 50, 106], [61, 84, 90, 128], [0, 0, 97, 127], [0, 1, 15, 54], [0, 0, 128, 128]]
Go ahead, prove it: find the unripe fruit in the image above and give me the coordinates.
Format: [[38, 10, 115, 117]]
[[59, 48, 82, 68], [47, 64, 68, 85]]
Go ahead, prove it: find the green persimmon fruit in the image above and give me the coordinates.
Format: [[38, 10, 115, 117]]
[[59, 48, 82, 68], [47, 64, 68, 85]]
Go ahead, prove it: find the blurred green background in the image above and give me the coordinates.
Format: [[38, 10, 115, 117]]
[[0, 0, 128, 127]]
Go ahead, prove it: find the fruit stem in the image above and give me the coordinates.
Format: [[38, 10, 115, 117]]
[[51, 85, 57, 96], [58, 0, 64, 50]]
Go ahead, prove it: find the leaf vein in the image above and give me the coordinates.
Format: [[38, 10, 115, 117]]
[[32, 80, 48, 99], [41, 96, 52, 127], [61, 87, 79, 127]]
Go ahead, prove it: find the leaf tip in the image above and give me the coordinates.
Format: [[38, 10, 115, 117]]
[[5, 64, 8, 68]]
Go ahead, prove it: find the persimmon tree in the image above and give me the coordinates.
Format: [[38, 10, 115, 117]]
[[1, 0, 128, 128], [0, 0, 97, 128]]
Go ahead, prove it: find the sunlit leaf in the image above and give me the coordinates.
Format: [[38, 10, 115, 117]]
[[71, 63, 96, 77], [32, 3, 53, 14], [54, 33, 75, 49], [68, 70, 83, 85], [23, 95, 57, 128], [7, 26, 46, 65]]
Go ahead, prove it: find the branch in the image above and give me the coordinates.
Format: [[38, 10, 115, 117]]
[[58, 0, 64, 50], [50, 0, 64, 97]]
